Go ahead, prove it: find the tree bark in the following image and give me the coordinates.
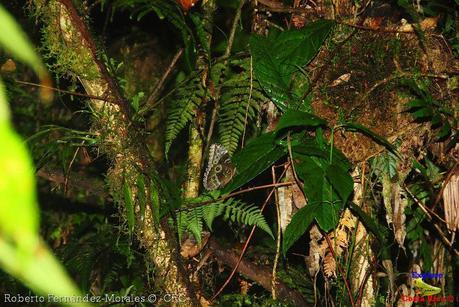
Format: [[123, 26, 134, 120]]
[[31, 1, 198, 305]]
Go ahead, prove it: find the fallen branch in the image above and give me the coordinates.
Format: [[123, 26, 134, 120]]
[[207, 238, 307, 306]]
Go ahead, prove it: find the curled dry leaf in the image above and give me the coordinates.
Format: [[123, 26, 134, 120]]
[[443, 171, 459, 232], [330, 73, 351, 87], [180, 231, 210, 259]]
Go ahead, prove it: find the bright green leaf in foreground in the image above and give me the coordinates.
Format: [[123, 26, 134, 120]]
[[0, 4, 46, 77]]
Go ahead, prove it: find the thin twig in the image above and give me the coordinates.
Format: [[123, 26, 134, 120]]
[[287, 132, 304, 191], [404, 185, 446, 224], [15, 79, 113, 102], [271, 165, 281, 299], [211, 164, 290, 301], [144, 48, 184, 109], [337, 20, 429, 34], [355, 72, 449, 110], [404, 185, 459, 255], [64, 140, 85, 196], [175, 181, 294, 212]]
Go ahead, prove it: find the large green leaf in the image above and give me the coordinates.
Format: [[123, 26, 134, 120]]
[[222, 132, 286, 193], [0, 8, 86, 304], [283, 203, 320, 254], [291, 140, 352, 231], [250, 20, 334, 111], [325, 163, 353, 204], [0, 81, 38, 249], [275, 110, 327, 136]]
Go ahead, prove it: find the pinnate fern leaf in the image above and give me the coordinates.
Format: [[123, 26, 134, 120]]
[[218, 58, 268, 155], [165, 75, 205, 155], [182, 197, 273, 240]]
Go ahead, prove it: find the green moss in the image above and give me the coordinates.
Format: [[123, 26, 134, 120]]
[[30, 0, 99, 79]]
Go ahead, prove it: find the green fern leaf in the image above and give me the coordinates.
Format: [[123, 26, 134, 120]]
[[186, 206, 203, 243], [218, 58, 268, 155], [165, 75, 205, 155]]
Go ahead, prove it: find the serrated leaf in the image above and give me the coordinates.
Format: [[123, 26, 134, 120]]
[[123, 180, 135, 233], [202, 204, 219, 230], [283, 203, 320, 254], [222, 132, 286, 193], [186, 207, 203, 243], [250, 20, 334, 111], [275, 110, 327, 136]]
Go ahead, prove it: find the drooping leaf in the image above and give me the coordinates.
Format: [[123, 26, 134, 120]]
[[405, 98, 429, 109], [283, 203, 320, 254], [412, 107, 434, 119], [0, 8, 84, 301], [341, 122, 398, 156], [0, 81, 38, 248], [222, 132, 286, 193], [436, 121, 451, 140], [275, 110, 327, 136]]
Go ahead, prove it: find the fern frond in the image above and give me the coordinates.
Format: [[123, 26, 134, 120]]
[[183, 197, 273, 240], [221, 199, 273, 239], [218, 58, 268, 155], [165, 75, 205, 155], [186, 206, 204, 243]]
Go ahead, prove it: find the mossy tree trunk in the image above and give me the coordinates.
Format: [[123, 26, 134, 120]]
[[31, 0, 199, 305]]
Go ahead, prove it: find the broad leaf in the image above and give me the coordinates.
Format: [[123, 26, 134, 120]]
[[325, 163, 353, 203], [250, 20, 334, 111], [222, 132, 286, 193], [292, 139, 352, 231], [283, 203, 320, 254], [275, 110, 327, 136]]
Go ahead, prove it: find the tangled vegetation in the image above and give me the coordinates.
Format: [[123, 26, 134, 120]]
[[0, 0, 458, 306]]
